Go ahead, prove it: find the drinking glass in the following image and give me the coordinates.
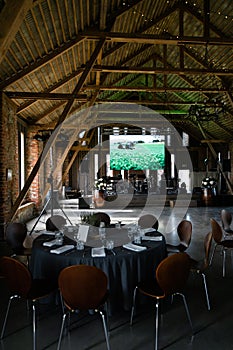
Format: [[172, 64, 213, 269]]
[[127, 227, 134, 243], [55, 231, 63, 245], [106, 240, 114, 250], [99, 222, 106, 242], [76, 240, 84, 250]]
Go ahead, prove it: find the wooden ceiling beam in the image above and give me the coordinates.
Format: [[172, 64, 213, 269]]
[[5, 87, 227, 101], [0, 0, 33, 65], [83, 31, 233, 46], [84, 86, 227, 93], [0, 36, 84, 90], [8, 39, 105, 221], [5, 91, 87, 101], [92, 65, 233, 76], [17, 69, 84, 113], [102, 3, 179, 59]]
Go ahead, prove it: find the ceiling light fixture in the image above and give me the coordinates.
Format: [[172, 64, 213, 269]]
[[187, 99, 226, 122]]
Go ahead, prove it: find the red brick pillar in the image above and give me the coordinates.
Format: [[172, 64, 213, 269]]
[[26, 129, 43, 210], [0, 93, 19, 238]]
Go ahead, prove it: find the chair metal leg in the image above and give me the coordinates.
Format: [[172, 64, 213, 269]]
[[154, 299, 160, 350], [32, 302, 36, 350], [179, 293, 193, 333], [222, 249, 226, 277], [99, 309, 111, 350], [104, 301, 110, 333], [59, 290, 65, 315], [201, 273, 211, 310], [1, 295, 19, 339], [209, 244, 217, 265], [130, 286, 138, 326], [57, 313, 68, 350]]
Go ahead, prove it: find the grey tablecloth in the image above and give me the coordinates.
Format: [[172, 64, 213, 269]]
[[30, 230, 167, 314]]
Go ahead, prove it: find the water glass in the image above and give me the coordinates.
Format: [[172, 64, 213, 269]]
[[115, 221, 121, 229], [76, 240, 84, 250], [127, 227, 134, 242], [134, 232, 141, 244], [99, 222, 106, 242], [55, 231, 63, 245], [106, 240, 114, 250]]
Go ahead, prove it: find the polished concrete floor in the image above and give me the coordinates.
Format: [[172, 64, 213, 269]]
[[1, 204, 233, 350]]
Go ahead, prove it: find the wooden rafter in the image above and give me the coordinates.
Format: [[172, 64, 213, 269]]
[[8, 39, 105, 221], [0, 0, 33, 64]]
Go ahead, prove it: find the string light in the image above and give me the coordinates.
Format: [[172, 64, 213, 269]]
[[124, 1, 233, 25]]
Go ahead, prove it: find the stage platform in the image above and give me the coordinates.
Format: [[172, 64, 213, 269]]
[[60, 193, 233, 210]]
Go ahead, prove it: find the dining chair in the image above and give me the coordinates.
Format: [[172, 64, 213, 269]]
[[0, 256, 57, 350], [45, 215, 66, 231], [57, 264, 110, 350], [221, 209, 233, 235], [5, 222, 32, 265], [209, 218, 233, 277], [92, 212, 111, 227], [190, 231, 213, 310], [130, 252, 193, 350], [166, 220, 192, 254], [138, 214, 159, 231]]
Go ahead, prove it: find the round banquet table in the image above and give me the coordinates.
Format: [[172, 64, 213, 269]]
[[30, 228, 167, 315]]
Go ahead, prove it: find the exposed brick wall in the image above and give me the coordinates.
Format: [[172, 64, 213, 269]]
[[0, 94, 45, 239], [26, 129, 43, 210], [0, 93, 19, 237]]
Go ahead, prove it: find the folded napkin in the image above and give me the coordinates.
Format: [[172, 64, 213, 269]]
[[123, 243, 147, 252], [43, 239, 58, 247], [78, 225, 89, 242], [91, 246, 106, 257], [39, 229, 55, 236], [141, 235, 163, 241], [141, 228, 157, 234], [50, 245, 75, 254]]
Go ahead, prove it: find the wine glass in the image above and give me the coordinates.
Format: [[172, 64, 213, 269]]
[[127, 227, 134, 243], [73, 231, 80, 247]]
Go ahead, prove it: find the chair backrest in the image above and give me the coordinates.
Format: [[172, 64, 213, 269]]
[[210, 218, 223, 243], [203, 231, 213, 267], [221, 209, 232, 231], [156, 253, 191, 295], [92, 212, 111, 227], [5, 222, 27, 252], [58, 265, 108, 310], [177, 220, 192, 247], [46, 215, 66, 231], [138, 214, 159, 231], [0, 256, 32, 298]]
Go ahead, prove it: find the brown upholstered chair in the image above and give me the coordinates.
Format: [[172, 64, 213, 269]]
[[5, 222, 32, 264], [138, 214, 159, 231], [0, 256, 57, 350], [209, 218, 233, 277], [130, 253, 193, 350], [221, 209, 233, 235], [190, 231, 213, 310], [166, 219, 192, 253], [57, 265, 110, 350], [45, 215, 66, 231]]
